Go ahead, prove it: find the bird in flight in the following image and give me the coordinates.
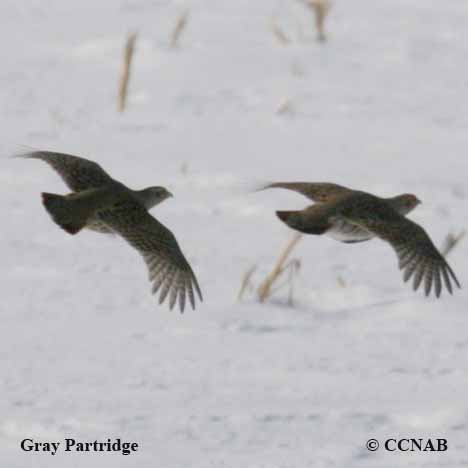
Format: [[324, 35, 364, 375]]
[[18, 150, 202, 312], [258, 182, 460, 298]]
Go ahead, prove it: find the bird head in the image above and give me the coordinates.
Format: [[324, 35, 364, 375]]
[[391, 193, 422, 215], [138, 186, 173, 209]]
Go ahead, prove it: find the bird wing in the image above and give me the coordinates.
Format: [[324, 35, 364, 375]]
[[97, 200, 202, 312], [17, 150, 114, 192], [258, 182, 353, 202], [338, 214, 460, 297]]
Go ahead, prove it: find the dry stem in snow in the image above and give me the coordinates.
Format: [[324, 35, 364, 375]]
[[117, 32, 137, 112], [441, 230, 466, 258], [237, 266, 257, 301], [270, 21, 290, 45], [303, 0, 331, 42], [170, 11, 189, 48], [276, 98, 295, 116], [257, 233, 302, 303]]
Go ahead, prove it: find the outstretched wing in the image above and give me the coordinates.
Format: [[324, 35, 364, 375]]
[[340, 215, 460, 297], [17, 150, 114, 192], [98, 200, 202, 312], [258, 182, 353, 203]]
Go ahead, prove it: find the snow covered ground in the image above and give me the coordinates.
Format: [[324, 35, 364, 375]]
[[2, 0, 468, 466]]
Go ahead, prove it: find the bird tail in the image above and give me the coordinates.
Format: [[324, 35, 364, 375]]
[[41, 192, 90, 235], [276, 210, 329, 235]]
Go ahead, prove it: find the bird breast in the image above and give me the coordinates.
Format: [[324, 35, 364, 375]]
[[326, 217, 374, 243]]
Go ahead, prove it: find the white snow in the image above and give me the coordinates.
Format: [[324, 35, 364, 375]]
[[2, 1, 468, 467]]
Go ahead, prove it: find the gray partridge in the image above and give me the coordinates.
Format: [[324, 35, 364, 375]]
[[259, 182, 460, 298], [18, 150, 202, 312]]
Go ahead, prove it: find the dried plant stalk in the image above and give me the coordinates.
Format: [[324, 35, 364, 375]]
[[237, 266, 257, 301], [284, 259, 301, 306], [276, 98, 294, 115], [441, 230, 466, 257], [304, 0, 331, 42], [170, 11, 189, 48], [179, 161, 189, 175], [257, 233, 303, 302], [336, 275, 346, 288], [270, 21, 290, 45], [268, 260, 301, 295], [118, 32, 138, 112]]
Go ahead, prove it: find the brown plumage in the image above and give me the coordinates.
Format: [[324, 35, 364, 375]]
[[259, 182, 460, 298], [18, 150, 202, 312]]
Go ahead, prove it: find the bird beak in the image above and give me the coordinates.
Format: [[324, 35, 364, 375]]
[[167, 191, 174, 198]]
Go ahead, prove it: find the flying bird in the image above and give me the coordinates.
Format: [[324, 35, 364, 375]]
[[258, 182, 460, 298], [18, 150, 202, 312]]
